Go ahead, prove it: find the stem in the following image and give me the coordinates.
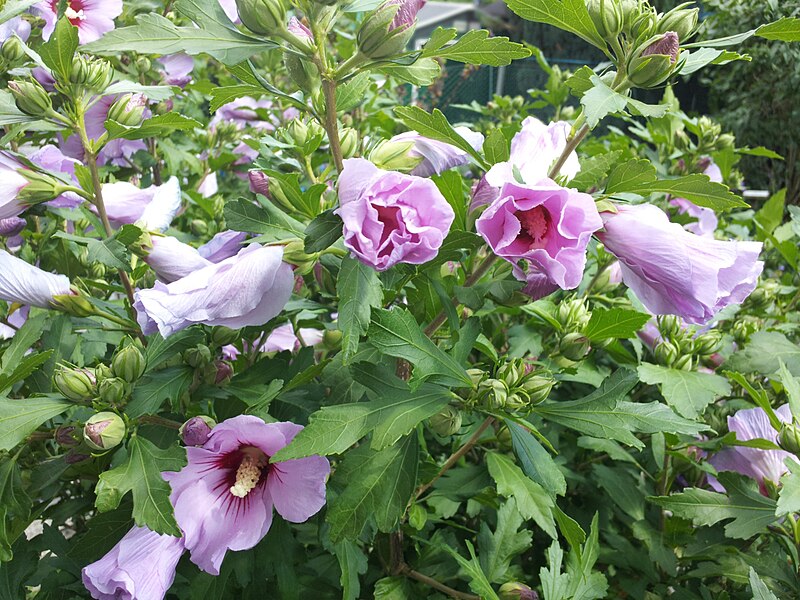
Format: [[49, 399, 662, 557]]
[[322, 78, 344, 172], [400, 566, 480, 600], [140, 415, 182, 429], [412, 417, 494, 502], [548, 123, 590, 180]]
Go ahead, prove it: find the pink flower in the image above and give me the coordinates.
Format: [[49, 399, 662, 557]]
[[157, 54, 194, 88], [597, 203, 763, 324], [134, 245, 294, 338], [643, 31, 680, 63], [37, 0, 123, 45], [711, 405, 793, 492], [210, 97, 278, 132], [162, 415, 330, 575], [387, 0, 426, 30], [287, 17, 312, 39], [0, 153, 29, 219], [389, 126, 484, 178], [218, 0, 239, 23], [475, 180, 602, 299], [82, 526, 184, 600], [0, 250, 71, 308], [335, 158, 455, 271], [100, 177, 182, 232]]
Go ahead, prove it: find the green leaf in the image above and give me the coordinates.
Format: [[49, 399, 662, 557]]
[[336, 73, 371, 112], [504, 0, 606, 51], [478, 499, 532, 583], [326, 437, 418, 541], [726, 332, 800, 376], [378, 58, 441, 86], [368, 308, 471, 388], [337, 256, 383, 361], [581, 75, 628, 128], [638, 363, 731, 419], [0, 351, 52, 394], [777, 459, 800, 518], [106, 81, 176, 102], [333, 540, 368, 600], [224, 198, 306, 241], [483, 128, 510, 166], [94, 435, 186, 536], [39, 18, 79, 82], [567, 150, 622, 192], [749, 567, 780, 600], [0, 455, 31, 561], [0, 396, 71, 452], [145, 327, 205, 371], [486, 453, 557, 538], [106, 113, 201, 141], [304, 210, 343, 254], [757, 17, 800, 42], [754, 189, 786, 239], [605, 158, 747, 211], [439, 541, 500, 600], [506, 420, 566, 497], [424, 30, 530, 66], [394, 107, 488, 170], [209, 84, 265, 112], [433, 171, 469, 231], [0, 0, 38, 23], [0, 313, 46, 377], [127, 366, 194, 419], [584, 308, 650, 342], [86, 238, 132, 272]]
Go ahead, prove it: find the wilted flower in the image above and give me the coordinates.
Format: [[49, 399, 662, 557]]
[[100, 177, 182, 232], [157, 54, 194, 87], [162, 415, 330, 575], [597, 203, 763, 325], [335, 158, 455, 271], [82, 526, 185, 600], [711, 405, 793, 492], [37, 0, 124, 45], [134, 245, 294, 338], [389, 127, 484, 178], [0, 217, 26, 238], [0, 250, 71, 308], [476, 180, 602, 299]]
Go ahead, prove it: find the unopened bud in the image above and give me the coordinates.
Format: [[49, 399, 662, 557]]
[[107, 93, 147, 128], [111, 344, 146, 383], [95, 363, 113, 382], [323, 328, 342, 349], [779, 423, 800, 455], [628, 32, 680, 88], [656, 3, 699, 41], [673, 353, 693, 371], [235, 0, 288, 36], [282, 239, 319, 275], [184, 345, 212, 368], [654, 340, 680, 366], [190, 219, 208, 236], [8, 80, 52, 117], [499, 582, 539, 600], [54, 367, 96, 401], [478, 378, 508, 410], [211, 327, 241, 347], [83, 412, 126, 451], [0, 217, 26, 237], [1, 35, 25, 64], [339, 128, 358, 159], [98, 377, 129, 405], [429, 405, 462, 436], [559, 332, 591, 362], [657, 315, 683, 339], [556, 298, 590, 331], [52, 292, 95, 317], [87, 57, 114, 91], [466, 368, 486, 388], [357, 0, 422, 60], [135, 56, 152, 74], [65, 451, 91, 465], [587, 0, 624, 42], [249, 171, 270, 197], [180, 416, 216, 446], [55, 425, 80, 448], [521, 374, 555, 405], [716, 133, 735, 150], [214, 360, 233, 384], [17, 170, 64, 204], [369, 139, 422, 172], [692, 331, 721, 357]]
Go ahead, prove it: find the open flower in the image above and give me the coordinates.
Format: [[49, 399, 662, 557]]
[[0, 153, 29, 219], [670, 160, 722, 237], [597, 203, 763, 324], [389, 127, 484, 178], [157, 54, 194, 88], [82, 526, 184, 600], [37, 0, 123, 45], [198, 231, 247, 263], [475, 180, 602, 299], [335, 158, 454, 271], [141, 231, 247, 283], [710, 405, 793, 493], [0, 250, 71, 308], [134, 244, 293, 338], [0, 16, 31, 44], [162, 415, 330, 575], [100, 177, 182, 232], [210, 97, 279, 132]]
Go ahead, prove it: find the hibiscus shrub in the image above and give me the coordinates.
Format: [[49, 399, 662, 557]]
[[1, 0, 800, 598]]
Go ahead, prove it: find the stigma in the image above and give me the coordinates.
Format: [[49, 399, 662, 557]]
[[229, 450, 267, 498], [65, 7, 86, 21]]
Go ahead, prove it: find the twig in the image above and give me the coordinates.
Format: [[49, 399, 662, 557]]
[[400, 565, 480, 600]]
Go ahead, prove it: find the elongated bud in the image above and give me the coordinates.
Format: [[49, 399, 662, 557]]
[[587, 0, 623, 42], [54, 367, 96, 401], [692, 331, 721, 357], [111, 344, 147, 383], [98, 377, 129, 405], [180, 416, 216, 446], [17, 170, 65, 204], [107, 93, 147, 128], [466, 367, 486, 388], [477, 378, 509, 410], [235, 0, 287, 36], [357, 0, 423, 60], [429, 406, 462, 436], [51, 292, 96, 318], [628, 32, 680, 88], [556, 298, 590, 331], [369, 139, 422, 172], [656, 3, 699, 41], [0, 217, 26, 237], [339, 128, 359, 159], [71, 55, 113, 91], [1, 35, 25, 64], [249, 171, 270, 197], [83, 412, 126, 451], [285, 119, 310, 147], [214, 360, 233, 384], [779, 423, 800, 455], [499, 582, 539, 600], [559, 332, 591, 362], [654, 339, 679, 366], [656, 314, 683, 339], [55, 425, 80, 448], [282, 239, 319, 275], [8, 80, 52, 117]]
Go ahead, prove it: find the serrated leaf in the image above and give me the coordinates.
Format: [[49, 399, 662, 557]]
[[0, 397, 71, 452], [337, 256, 383, 361], [749, 567, 780, 600], [482, 128, 510, 166], [224, 197, 305, 240], [581, 75, 628, 128], [504, 0, 606, 51], [478, 499, 532, 583], [333, 540, 368, 600], [424, 30, 530, 66], [726, 332, 800, 376], [87, 238, 131, 272], [379, 58, 442, 86], [439, 541, 500, 600], [209, 84, 265, 112], [106, 113, 201, 141], [757, 17, 800, 42], [0, 351, 53, 393], [304, 210, 343, 254], [39, 18, 78, 82], [336, 73, 371, 112], [638, 363, 730, 419], [585, 308, 650, 342], [94, 435, 186, 536], [777, 459, 800, 517], [126, 366, 194, 418], [432, 170, 468, 231], [567, 150, 622, 191]]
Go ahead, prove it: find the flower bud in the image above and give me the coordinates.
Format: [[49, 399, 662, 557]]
[[0, 217, 26, 237], [54, 367, 96, 401], [135, 56, 152, 74], [466, 368, 486, 388], [81, 56, 113, 92], [692, 331, 721, 357], [429, 406, 462, 436], [357, 0, 422, 60], [235, 0, 287, 36], [557, 298, 590, 331], [107, 93, 147, 128], [779, 423, 800, 455], [111, 344, 147, 383], [190, 219, 209, 237], [83, 412, 126, 451], [249, 171, 270, 197], [90, 263, 106, 279], [587, 0, 624, 42], [17, 170, 64, 204], [656, 3, 699, 41], [628, 32, 680, 88], [408, 504, 427, 530], [1, 35, 26, 64], [284, 53, 320, 94], [282, 239, 319, 275], [98, 377, 129, 405], [65, 451, 91, 465], [180, 416, 216, 446], [521, 374, 555, 405], [716, 133, 735, 150], [51, 292, 96, 318], [8, 80, 52, 117], [656, 315, 683, 339], [211, 327, 241, 347], [369, 139, 422, 172], [95, 363, 113, 382], [184, 345, 212, 369], [55, 425, 80, 448], [499, 582, 539, 600], [558, 332, 591, 362], [70, 55, 89, 85], [478, 378, 509, 410], [323, 328, 342, 350], [214, 360, 233, 384], [673, 353, 693, 371], [654, 339, 680, 366], [339, 128, 359, 159]]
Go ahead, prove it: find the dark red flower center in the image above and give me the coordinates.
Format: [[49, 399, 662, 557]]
[[376, 204, 401, 254], [517, 206, 551, 249], [216, 446, 270, 499]]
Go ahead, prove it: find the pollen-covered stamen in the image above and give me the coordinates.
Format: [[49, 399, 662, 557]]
[[65, 6, 86, 21], [229, 448, 268, 498]]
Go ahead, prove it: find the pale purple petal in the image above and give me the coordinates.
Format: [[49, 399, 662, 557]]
[[101, 177, 181, 232], [210, 97, 276, 132], [390, 126, 483, 178], [269, 456, 331, 523], [388, 0, 426, 30], [218, 0, 239, 23], [509, 117, 580, 183], [0, 17, 31, 44], [0, 153, 29, 219], [0, 250, 71, 308], [198, 172, 218, 198], [144, 236, 213, 283], [0, 305, 28, 340], [38, 0, 123, 45], [158, 54, 194, 87], [198, 231, 247, 263], [261, 322, 297, 353], [287, 16, 312, 39], [27, 145, 84, 209]]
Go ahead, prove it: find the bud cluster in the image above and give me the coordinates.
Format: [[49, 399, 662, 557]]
[[554, 297, 592, 364], [470, 361, 555, 414], [651, 315, 721, 371], [68, 55, 114, 92]]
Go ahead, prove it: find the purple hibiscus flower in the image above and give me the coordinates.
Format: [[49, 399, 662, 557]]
[[597, 203, 763, 325], [162, 415, 330, 575], [157, 54, 194, 88], [0, 250, 71, 308], [100, 177, 182, 232], [82, 526, 185, 600], [475, 180, 603, 299], [335, 157, 455, 271], [134, 244, 294, 338], [389, 126, 484, 178], [141, 231, 247, 283], [670, 160, 722, 237], [37, 0, 123, 45], [0, 16, 31, 45], [0, 153, 30, 220]]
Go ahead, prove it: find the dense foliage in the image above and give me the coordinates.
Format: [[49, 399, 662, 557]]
[[0, 0, 799, 598]]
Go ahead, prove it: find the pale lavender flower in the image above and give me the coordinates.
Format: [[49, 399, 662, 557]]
[[27, 145, 83, 209], [197, 231, 247, 263], [387, 0, 426, 30], [288, 17, 312, 39], [218, 0, 239, 23], [100, 177, 182, 232], [261, 322, 324, 352], [197, 172, 218, 198], [597, 204, 763, 324], [0, 16, 31, 44], [134, 245, 293, 338], [389, 126, 484, 178], [475, 180, 603, 299], [210, 97, 277, 132], [142, 236, 213, 283], [0, 250, 71, 308], [0, 153, 30, 220], [335, 158, 454, 271], [37, 0, 123, 45], [82, 526, 184, 600], [162, 415, 330, 575], [711, 405, 793, 492], [157, 54, 194, 87], [0, 305, 28, 340], [670, 160, 722, 237], [249, 171, 270, 196]]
